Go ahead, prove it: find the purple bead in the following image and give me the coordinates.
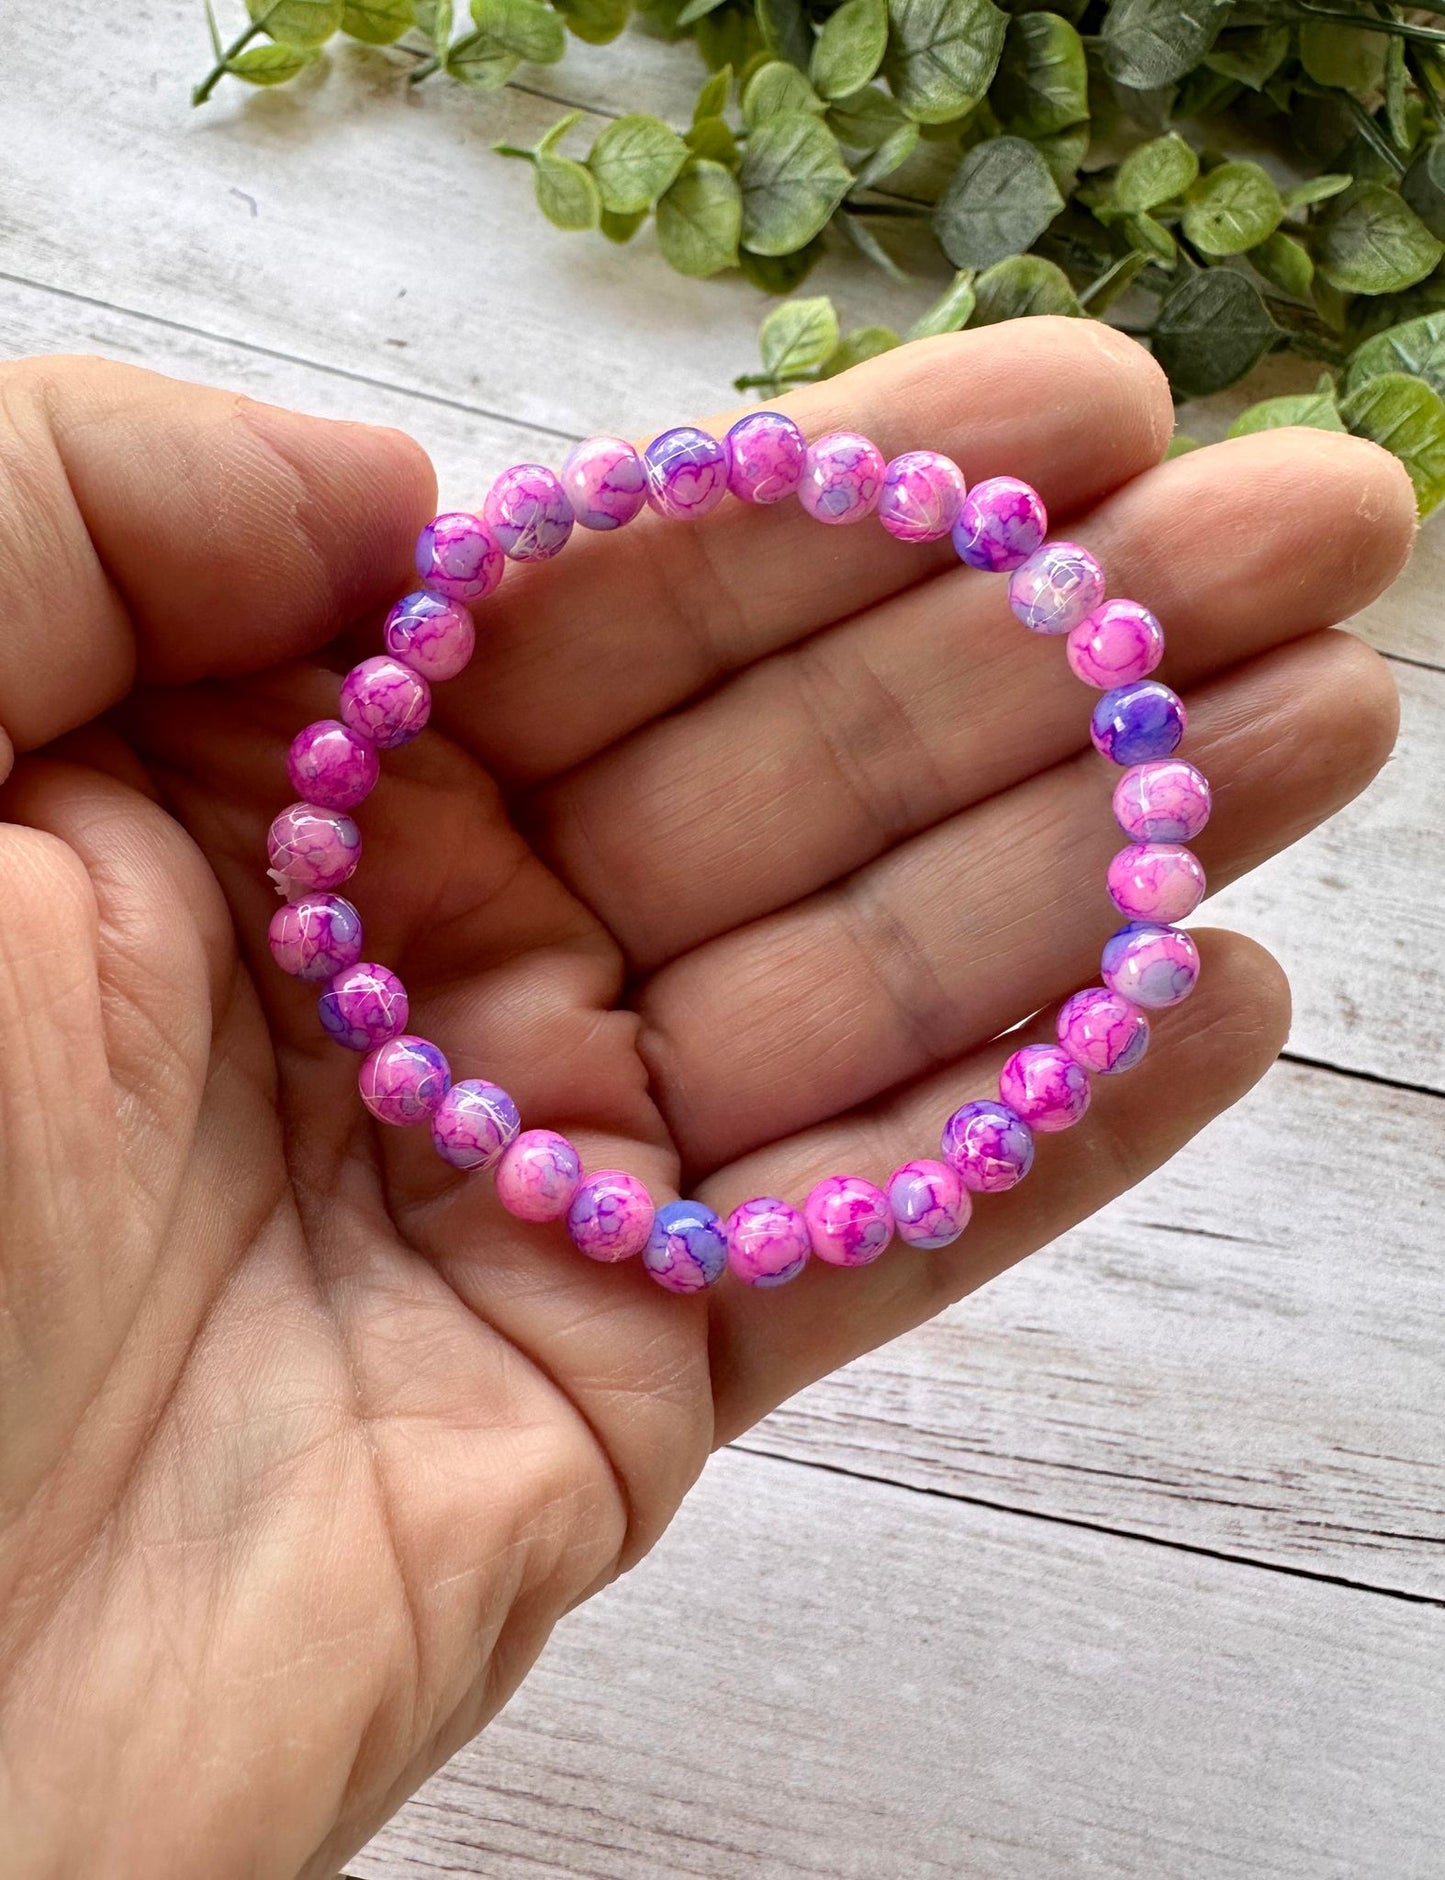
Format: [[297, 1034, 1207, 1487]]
[[798, 431, 885, 526], [952, 475, 1048, 572], [877, 449, 966, 543], [998, 1043, 1091, 1133], [1113, 759, 1212, 843], [643, 1200, 728, 1294], [495, 1129, 581, 1222], [725, 1197, 811, 1288], [567, 1169, 655, 1262], [415, 512, 504, 605], [286, 720, 379, 813], [941, 1099, 1035, 1193], [267, 893, 362, 981], [804, 1175, 894, 1268], [1067, 600, 1164, 689], [1091, 680, 1187, 766], [483, 463, 575, 562], [1101, 923, 1201, 1009], [267, 802, 361, 895], [1057, 986, 1150, 1076], [359, 1034, 451, 1126], [886, 1158, 971, 1250], [1008, 541, 1106, 635], [318, 962, 410, 1052], [383, 590, 476, 683], [1107, 843, 1206, 924], [430, 1079, 521, 1170], [560, 435, 647, 531], [643, 427, 728, 521], [724, 411, 805, 505], [339, 656, 431, 751]]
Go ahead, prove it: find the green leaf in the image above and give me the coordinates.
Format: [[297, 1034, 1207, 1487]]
[[1403, 138, 1445, 244], [1114, 132, 1198, 214], [1166, 434, 1201, 459], [827, 83, 907, 151], [600, 207, 647, 242], [1080, 249, 1148, 315], [227, 40, 320, 79], [1281, 174, 1353, 214], [742, 59, 824, 127], [883, 0, 1007, 127], [1181, 160, 1282, 258], [820, 325, 902, 375], [469, 0, 565, 59], [419, 0, 453, 50], [534, 155, 601, 230], [1033, 124, 1088, 193], [850, 120, 919, 190], [1204, 24, 1287, 90], [738, 238, 824, 292], [588, 115, 689, 214], [694, 63, 731, 121], [536, 108, 583, 155], [760, 295, 840, 376], [837, 210, 911, 283], [1100, 0, 1229, 89], [553, 0, 628, 42], [1125, 211, 1179, 267], [1152, 269, 1276, 397], [1228, 383, 1345, 439], [1250, 230, 1314, 301], [1299, 16, 1386, 93], [970, 253, 1080, 323], [341, 0, 412, 41], [739, 112, 853, 255], [1317, 185, 1445, 298], [906, 268, 976, 340], [248, 0, 342, 46], [756, 0, 813, 70], [990, 11, 1087, 138], [1348, 312, 1445, 400], [677, 0, 724, 21], [933, 134, 1064, 270], [656, 158, 743, 275], [1339, 371, 1445, 515], [810, 0, 888, 101], [686, 116, 739, 167]]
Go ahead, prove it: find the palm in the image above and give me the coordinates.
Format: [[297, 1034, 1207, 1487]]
[[0, 335, 1411, 1878]]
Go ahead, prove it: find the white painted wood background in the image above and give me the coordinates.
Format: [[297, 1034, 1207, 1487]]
[[2, 4, 1442, 1874]]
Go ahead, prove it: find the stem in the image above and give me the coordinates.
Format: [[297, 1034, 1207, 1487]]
[[492, 143, 534, 160], [1288, 4, 1445, 45], [407, 54, 441, 82], [841, 199, 929, 218], [192, 15, 261, 104], [1344, 90, 1407, 175], [732, 372, 815, 391], [1411, 48, 1445, 132]]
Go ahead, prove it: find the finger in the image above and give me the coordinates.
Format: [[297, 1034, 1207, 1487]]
[[640, 629, 1397, 1172], [700, 928, 1289, 1443], [536, 427, 1416, 968]]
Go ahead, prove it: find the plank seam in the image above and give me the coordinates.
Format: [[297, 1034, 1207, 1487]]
[[1278, 1047, 1445, 1102]]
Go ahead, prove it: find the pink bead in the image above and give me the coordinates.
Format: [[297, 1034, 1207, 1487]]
[[560, 435, 647, 531], [318, 962, 409, 1052], [798, 431, 885, 525], [1101, 923, 1201, 1009], [495, 1129, 582, 1222], [566, 1169, 655, 1262], [886, 1158, 971, 1249], [1008, 541, 1106, 635], [431, 1079, 521, 1170], [383, 590, 476, 683], [1066, 600, 1165, 689], [725, 1196, 811, 1288], [724, 411, 806, 504], [483, 463, 575, 561], [998, 1043, 1091, 1133], [952, 475, 1047, 572], [267, 802, 361, 895], [1113, 760, 1212, 843], [267, 893, 362, 981], [359, 1034, 451, 1126], [941, 1099, 1035, 1193], [1056, 986, 1150, 1076], [1107, 843, 1206, 924], [804, 1175, 894, 1267], [415, 512, 504, 605], [643, 427, 728, 521], [877, 449, 966, 543], [339, 656, 431, 751], [286, 719, 379, 812]]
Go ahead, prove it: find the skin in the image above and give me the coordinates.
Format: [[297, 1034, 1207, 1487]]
[[0, 325, 1411, 1877]]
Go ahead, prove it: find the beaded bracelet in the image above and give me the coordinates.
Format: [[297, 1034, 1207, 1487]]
[[266, 414, 1209, 1295]]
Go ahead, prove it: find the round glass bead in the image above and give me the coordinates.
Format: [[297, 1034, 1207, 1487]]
[[643, 427, 728, 521], [339, 656, 431, 751], [318, 962, 409, 1052], [415, 512, 503, 605], [267, 802, 361, 895], [383, 590, 476, 683], [952, 475, 1047, 573], [1091, 679, 1186, 766], [886, 1158, 971, 1250], [941, 1099, 1035, 1193], [643, 1200, 729, 1294], [724, 411, 806, 505], [267, 893, 362, 982], [430, 1079, 521, 1170], [804, 1175, 894, 1267], [483, 463, 575, 562], [1113, 759, 1212, 843], [725, 1197, 811, 1289], [495, 1129, 582, 1222], [998, 1043, 1091, 1133], [798, 431, 885, 526], [877, 449, 966, 543], [1107, 842, 1206, 924], [1067, 600, 1164, 689], [1057, 986, 1150, 1076], [567, 1169, 655, 1262], [359, 1034, 451, 1126], [1101, 923, 1201, 1009], [560, 435, 647, 532], [286, 720, 379, 813], [1008, 541, 1106, 636]]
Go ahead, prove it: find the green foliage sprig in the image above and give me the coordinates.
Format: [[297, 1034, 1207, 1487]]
[[195, 1, 1445, 514]]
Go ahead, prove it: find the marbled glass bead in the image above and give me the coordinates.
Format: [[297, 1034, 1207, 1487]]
[[1008, 541, 1106, 636], [886, 1158, 971, 1249], [1113, 759, 1212, 843], [267, 802, 361, 895], [941, 1099, 1035, 1193], [483, 463, 575, 562], [1107, 843, 1206, 925], [725, 1197, 811, 1289], [267, 893, 362, 981], [643, 1200, 729, 1294], [1056, 986, 1150, 1076], [1101, 922, 1201, 1009], [286, 720, 379, 813], [560, 435, 647, 531], [877, 449, 967, 543], [724, 411, 805, 504], [415, 512, 503, 605], [998, 1043, 1091, 1133], [318, 962, 409, 1052], [1091, 679, 1187, 766], [952, 475, 1047, 573], [804, 1175, 894, 1267], [1066, 599, 1164, 689], [359, 1034, 451, 1126], [495, 1129, 582, 1222], [339, 656, 431, 751], [383, 590, 476, 683], [798, 431, 885, 526], [430, 1079, 521, 1170], [643, 427, 729, 521], [566, 1169, 655, 1262]]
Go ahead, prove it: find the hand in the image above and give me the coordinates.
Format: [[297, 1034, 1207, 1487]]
[[0, 326, 1409, 1878]]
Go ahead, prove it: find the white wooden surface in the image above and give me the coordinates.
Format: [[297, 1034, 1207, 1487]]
[[2, 6, 1442, 1876]]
